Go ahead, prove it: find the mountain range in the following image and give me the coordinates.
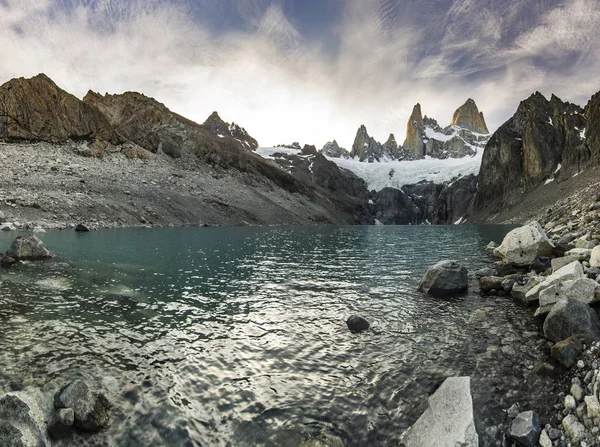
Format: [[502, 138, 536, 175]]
[[0, 73, 599, 228]]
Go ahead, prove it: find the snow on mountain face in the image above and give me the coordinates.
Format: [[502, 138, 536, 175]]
[[310, 98, 492, 190]]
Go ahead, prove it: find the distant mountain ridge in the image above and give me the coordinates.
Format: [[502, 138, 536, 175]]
[[322, 98, 490, 163]]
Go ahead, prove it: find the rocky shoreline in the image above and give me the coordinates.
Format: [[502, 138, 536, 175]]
[[401, 200, 600, 446]]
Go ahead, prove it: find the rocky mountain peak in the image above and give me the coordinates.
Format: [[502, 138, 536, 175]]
[[321, 140, 350, 159], [403, 103, 425, 158], [201, 111, 258, 151], [0, 74, 119, 143], [384, 133, 398, 151], [450, 98, 489, 134]]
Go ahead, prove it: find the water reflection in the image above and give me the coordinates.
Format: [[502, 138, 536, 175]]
[[0, 225, 550, 447]]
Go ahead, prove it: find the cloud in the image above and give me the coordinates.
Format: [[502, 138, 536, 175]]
[[0, 0, 599, 150]]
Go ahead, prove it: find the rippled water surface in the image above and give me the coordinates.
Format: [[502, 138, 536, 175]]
[[0, 226, 552, 446]]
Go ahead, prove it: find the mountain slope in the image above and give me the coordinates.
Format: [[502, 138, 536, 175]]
[[0, 74, 120, 143], [0, 74, 360, 227], [469, 92, 589, 221]]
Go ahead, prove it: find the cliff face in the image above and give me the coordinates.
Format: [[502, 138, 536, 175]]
[[402, 103, 425, 159], [372, 175, 477, 225], [450, 98, 489, 134], [0, 74, 119, 143], [585, 91, 600, 165], [470, 92, 589, 220]]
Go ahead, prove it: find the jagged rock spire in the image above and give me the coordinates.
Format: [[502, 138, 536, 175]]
[[450, 98, 489, 134], [403, 103, 425, 158]]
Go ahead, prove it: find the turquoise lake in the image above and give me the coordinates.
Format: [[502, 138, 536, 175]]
[[0, 225, 551, 446]]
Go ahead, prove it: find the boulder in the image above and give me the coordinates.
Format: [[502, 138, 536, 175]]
[[346, 315, 370, 333], [565, 248, 593, 262], [478, 276, 503, 294], [591, 246, 600, 267], [525, 261, 584, 302], [401, 377, 478, 447], [551, 336, 584, 368], [538, 278, 599, 308], [493, 222, 554, 266], [0, 392, 50, 447], [54, 380, 110, 432], [6, 235, 54, 261], [586, 395, 600, 425], [418, 260, 468, 297], [509, 411, 541, 447], [501, 278, 516, 292], [485, 241, 498, 251], [543, 298, 600, 343], [552, 256, 578, 273], [75, 224, 90, 232]]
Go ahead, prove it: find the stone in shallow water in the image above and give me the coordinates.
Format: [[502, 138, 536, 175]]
[[400, 377, 478, 447], [510, 411, 541, 447], [48, 408, 74, 440], [6, 235, 54, 261], [346, 315, 370, 333], [54, 380, 111, 432], [417, 260, 468, 297]]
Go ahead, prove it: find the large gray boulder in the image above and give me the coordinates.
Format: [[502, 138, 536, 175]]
[[54, 380, 110, 432], [493, 222, 554, 266], [543, 298, 600, 343], [525, 261, 584, 303], [6, 235, 54, 261], [539, 278, 599, 309], [510, 411, 541, 447], [418, 260, 468, 297], [0, 392, 50, 447], [401, 376, 478, 447]]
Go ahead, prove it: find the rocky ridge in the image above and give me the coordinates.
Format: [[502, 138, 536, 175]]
[[330, 98, 490, 163], [0, 74, 364, 228], [470, 92, 594, 222]]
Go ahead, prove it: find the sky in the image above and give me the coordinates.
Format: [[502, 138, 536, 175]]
[[1, 0, 599, 149]]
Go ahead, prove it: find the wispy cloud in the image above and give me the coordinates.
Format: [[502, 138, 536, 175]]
[[0, 0, 598, 149]]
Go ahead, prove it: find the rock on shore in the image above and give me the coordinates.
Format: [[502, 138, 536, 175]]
[[401, 376, 478, 447], [418, 260, 468, 297]]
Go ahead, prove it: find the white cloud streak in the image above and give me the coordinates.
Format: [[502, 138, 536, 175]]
[[0, 0, 598, 149]]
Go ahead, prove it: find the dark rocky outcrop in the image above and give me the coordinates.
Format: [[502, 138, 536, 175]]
[[0, 74, 120, 144], [470, 92, 589, 220], [450, 98, 489, 134], [371, 174, 477, 225], [350, 125, 387, 162], [321, 140, 350, 158], [202, 111, 258, 151], [543, 298, 600, 343]]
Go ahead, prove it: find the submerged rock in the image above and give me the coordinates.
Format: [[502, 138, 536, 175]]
[[493, 222, 554, 267], [346, 315, 370, 333], [401, 376, 478, 447], [418, 260, 468, 297], [6, 235, 54, 261], [510, 411, 541, 447], [54, 380, 111, 432], [543, 298, 600, 343]]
